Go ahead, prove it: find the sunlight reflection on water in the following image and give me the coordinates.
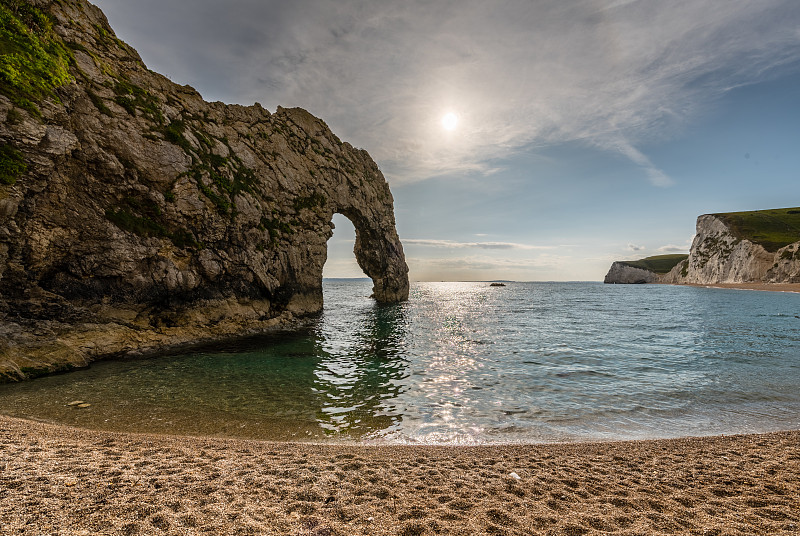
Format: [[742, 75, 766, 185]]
[[1, 280, 799, 444]]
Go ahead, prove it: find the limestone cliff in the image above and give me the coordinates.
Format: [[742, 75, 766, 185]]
[[603, 254, 688, 285], [603, 262, 659, 284], [605, 209, 800, 286], [663, 212, 800, 284], [765, 242, 800, 282], [0, 0, 409, 381]]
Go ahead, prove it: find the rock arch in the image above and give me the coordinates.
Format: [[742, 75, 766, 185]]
[[334, 207, 409, 303], [0, 0, 410, 379], [273, 108, 409, 307]]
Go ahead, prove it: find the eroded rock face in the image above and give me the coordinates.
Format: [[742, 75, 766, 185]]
[[765, 242, 800, 283], [605, 212, 800, 286], [662, 215, 800, 284], [663, 215, 773, 284], [603, 262, 659, 284], [0, 0, 408, 381]]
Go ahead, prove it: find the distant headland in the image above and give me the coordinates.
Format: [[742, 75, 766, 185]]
[[605, 207, 800, 286]]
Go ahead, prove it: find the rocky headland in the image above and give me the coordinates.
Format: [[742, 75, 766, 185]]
[[605, 207, 800, 286], [0, 0, 409, 381], [604, 260, 666, 284]]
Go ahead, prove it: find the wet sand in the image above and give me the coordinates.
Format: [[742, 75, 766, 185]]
[[1, 416, 798, 535]]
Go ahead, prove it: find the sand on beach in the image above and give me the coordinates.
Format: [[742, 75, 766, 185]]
[[1, 416, 798, 535], [668, 282, 800, 293]]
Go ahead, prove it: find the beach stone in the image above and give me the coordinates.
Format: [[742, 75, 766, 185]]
[[0, 0, 409, 382]]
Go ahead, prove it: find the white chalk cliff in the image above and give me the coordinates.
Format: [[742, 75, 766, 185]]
[[603, 262, 660, 284], [605, 211, 800, 286], [663, 214, 800, 284]]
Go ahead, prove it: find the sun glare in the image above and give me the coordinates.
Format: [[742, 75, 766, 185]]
[[441, 112, 458, 131]]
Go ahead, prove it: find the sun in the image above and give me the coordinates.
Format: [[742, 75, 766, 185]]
[[441, 112, 459, 131]]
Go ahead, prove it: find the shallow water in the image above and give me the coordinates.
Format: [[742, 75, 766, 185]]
[[1, 280, 799, 444]]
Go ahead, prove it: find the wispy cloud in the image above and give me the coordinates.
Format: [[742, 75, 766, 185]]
[[407, 254, 571, 281], [606, 138, 673, 187], [403, 239, 553, 250], [99, 0, 800, 185], [627, 243, 645, 252], [658, 244, 690, 253]]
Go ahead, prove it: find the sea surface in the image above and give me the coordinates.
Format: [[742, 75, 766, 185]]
[[1, 280, 799, 444]]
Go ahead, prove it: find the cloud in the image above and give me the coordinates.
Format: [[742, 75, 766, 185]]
[[96, 0, 800, 185], [403, 239, 553, 250], [408, 254, 563, 278], [605, 138, 674, 187], [658, 244, 690, 253], [627, 243, 645, 251]]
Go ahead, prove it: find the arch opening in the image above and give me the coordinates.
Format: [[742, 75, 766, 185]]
[[320, 210, 409, 303], [323, 213, 368, 280]]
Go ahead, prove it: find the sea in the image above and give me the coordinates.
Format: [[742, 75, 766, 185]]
[[1, 280, 799, 445]]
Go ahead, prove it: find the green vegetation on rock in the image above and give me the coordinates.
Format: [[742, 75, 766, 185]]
[[105, 196, 199, 249], [0, 0, 410, 383], [714, 207, 800, 252], [779, 246, 799, 261], [293, 193, 326, 212], [0, 143, 26, 185], [620, 254, 689, 274], [113, 77, 163, 123], [0, 1, 73, 117], [91, 23, 128, 53], [163, 120, 191, 152], [165, 123, 258, 216], [259, 215, 295, 244], [86, 88, 112, 116]]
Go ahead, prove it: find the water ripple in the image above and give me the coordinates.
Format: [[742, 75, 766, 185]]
[[1, 281, 799, 443]]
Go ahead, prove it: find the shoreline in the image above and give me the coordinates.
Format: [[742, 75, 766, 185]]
[[2, 415, 798, 535], [663, 282, 800, 293]]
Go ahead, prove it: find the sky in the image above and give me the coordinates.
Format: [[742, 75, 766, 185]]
[[92, 0, 800, 281]]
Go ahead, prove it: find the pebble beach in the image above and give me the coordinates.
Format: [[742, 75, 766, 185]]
[[1, 415, 798, 535], [676, 282, 800, 293]]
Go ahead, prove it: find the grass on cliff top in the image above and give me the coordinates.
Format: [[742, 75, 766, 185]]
[[713, 207, 800, 252], [619, 254, 689, 274], [0, 1, 73, 117]]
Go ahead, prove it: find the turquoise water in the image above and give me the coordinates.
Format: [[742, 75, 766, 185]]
[[1, 280, 799, 444]]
